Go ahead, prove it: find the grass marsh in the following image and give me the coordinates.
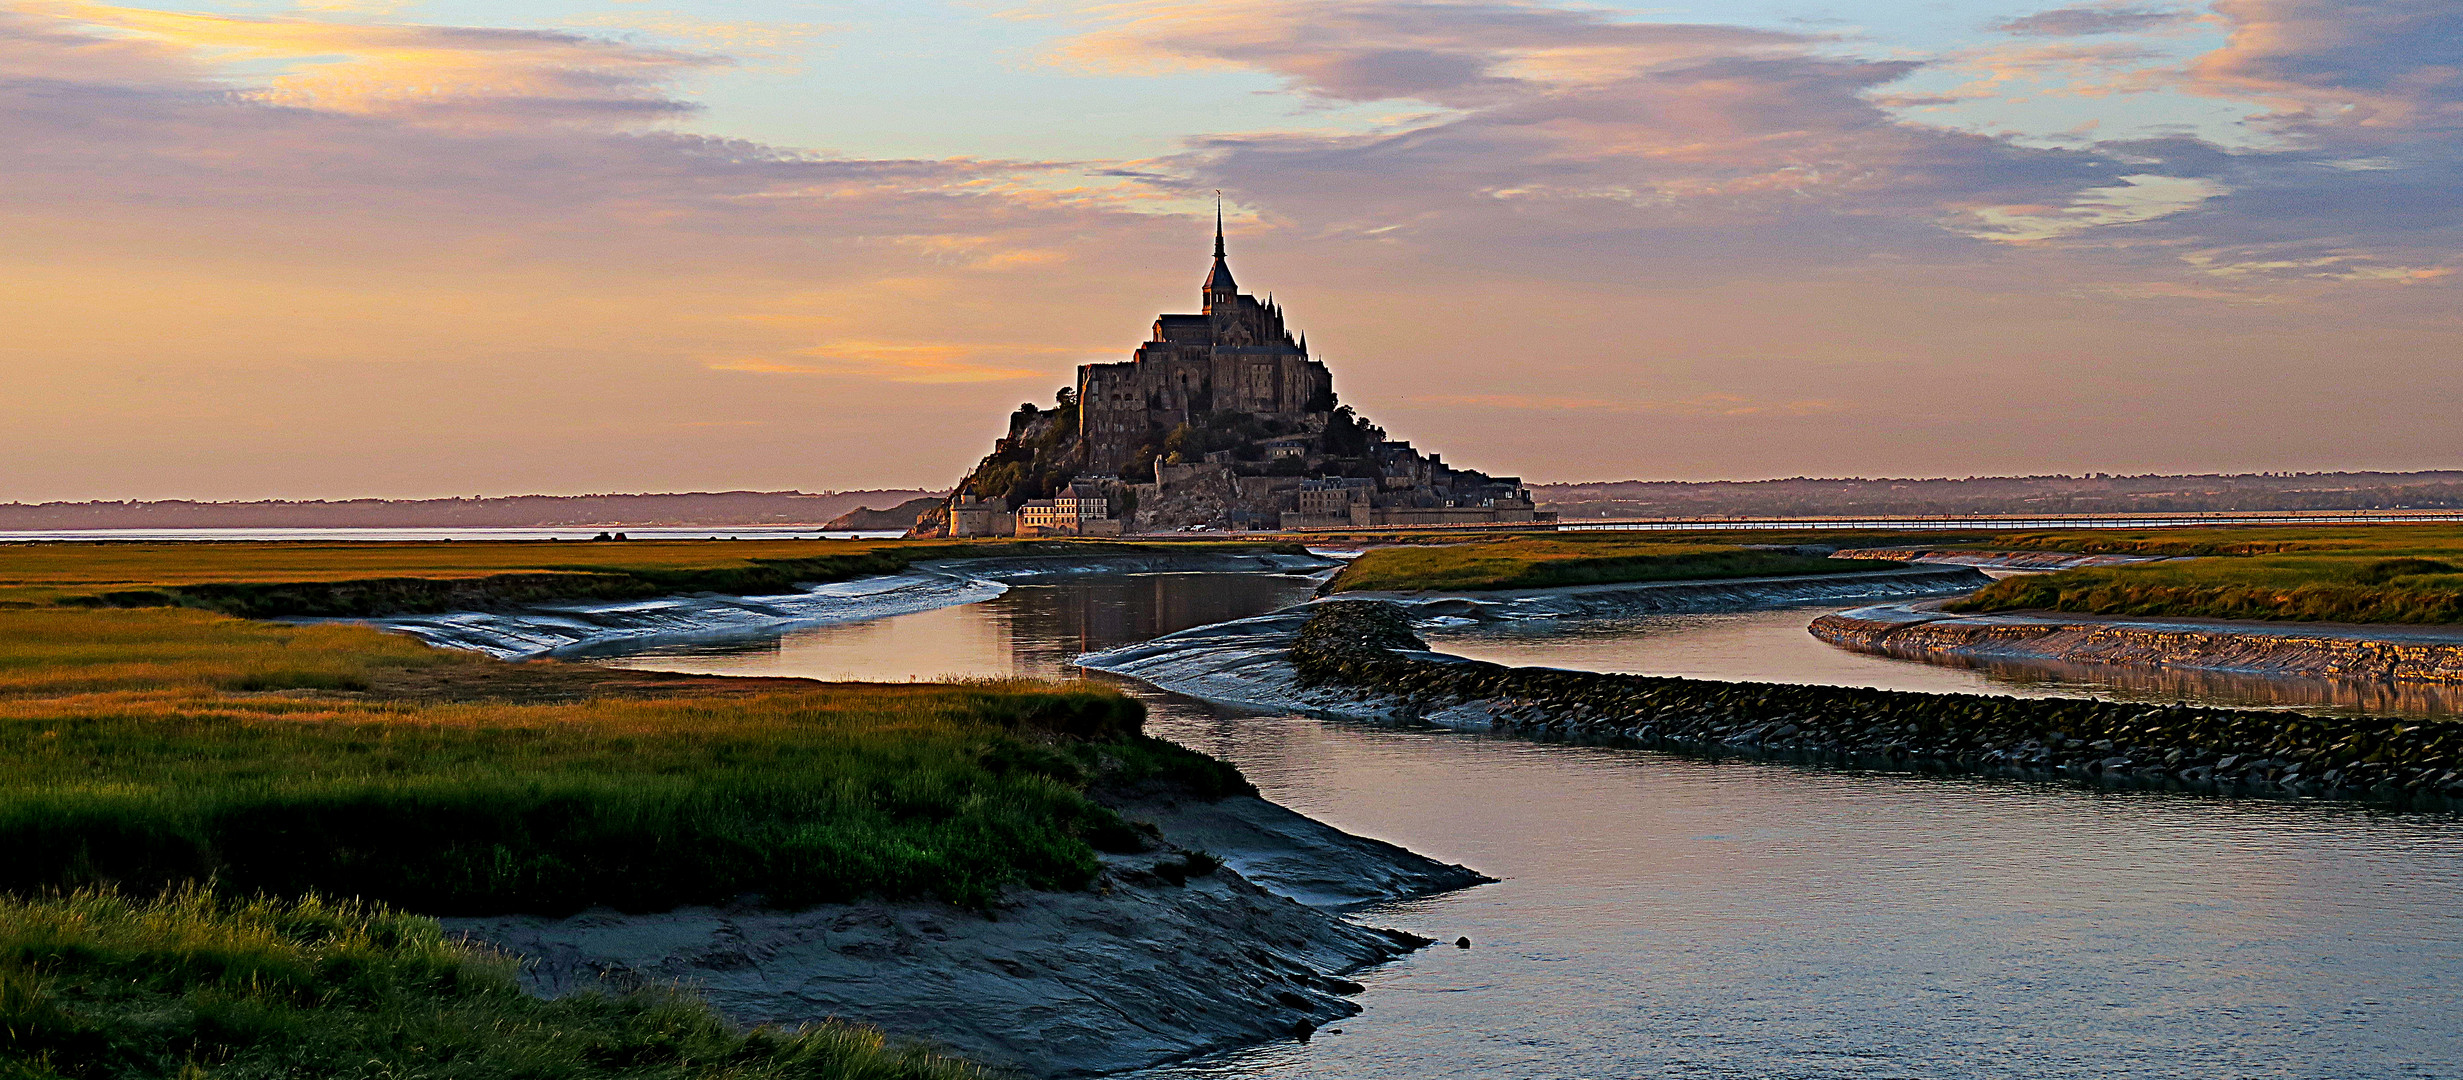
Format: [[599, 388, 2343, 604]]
[[0, 888, 983, 1080], [1325, 536, 1901, 593], [0, 539, 1272, 1076], [1948, 525, 2463, 623], [0, 537, 1299, 614], [0, 607, 1241, 914]]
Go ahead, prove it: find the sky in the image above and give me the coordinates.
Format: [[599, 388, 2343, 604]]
[[3, 0, 2458, 500]]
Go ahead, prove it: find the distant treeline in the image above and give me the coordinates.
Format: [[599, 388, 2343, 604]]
[[0, 490, 942, 530], [1531, 472, 2463, 519]]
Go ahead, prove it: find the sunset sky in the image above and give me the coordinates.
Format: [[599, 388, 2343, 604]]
[[4, 0, 2458, 500]]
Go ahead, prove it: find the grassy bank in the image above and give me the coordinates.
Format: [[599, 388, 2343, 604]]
[[0, 609, 1243, 914], [0, 543, 1273, 1076], [0, 889, 981, 1080], [1948, 525, 2463, 624], [0, 537, 1303, 615], [1325, 537, 1902, 593]]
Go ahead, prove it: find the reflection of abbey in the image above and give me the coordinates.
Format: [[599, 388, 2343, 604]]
[[917, 215, 1546, 536]]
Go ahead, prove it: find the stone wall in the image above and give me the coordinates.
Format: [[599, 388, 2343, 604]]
[[1291, 601, 2463, 808]]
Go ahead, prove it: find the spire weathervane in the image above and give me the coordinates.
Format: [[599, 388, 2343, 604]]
[[1214, 190, 1225, 259]]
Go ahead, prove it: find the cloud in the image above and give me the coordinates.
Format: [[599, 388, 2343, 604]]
[[1051, 0, 2149, 271], [1959, 173, 2229, 241], [2184, 0, 2463, 141], [17, 1, 724, 128], [0, 0, 1206, 497], [1409, 393, 1844, 416], [1052, 0, 1810, 106], [707, 341, 1079, 384], [1992, 5, 2195, 37], [5, 0, 2461, 498]]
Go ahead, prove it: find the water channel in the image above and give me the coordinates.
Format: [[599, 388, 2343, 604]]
[[590, 573, 2463, 1079]]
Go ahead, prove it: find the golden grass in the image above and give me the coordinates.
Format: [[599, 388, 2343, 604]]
[[0, 605, 1237, 913], [0, 606, 475, 698], [0, 538, 916, 606], [1326, 537, 1895, 593], [1947, 524, 2463, 623], [0, 537, 1297, 608], [1, 887, 987, 1079]]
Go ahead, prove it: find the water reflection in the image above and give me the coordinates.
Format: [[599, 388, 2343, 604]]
[[1425, 605, 2462, 719], [1130, 711, 2463, 1080], [583, 574, 2463, 1080], [587, 573, 1322, 683]]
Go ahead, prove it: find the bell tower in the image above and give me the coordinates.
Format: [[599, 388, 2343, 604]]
[[1203, 196, 1237, 314]]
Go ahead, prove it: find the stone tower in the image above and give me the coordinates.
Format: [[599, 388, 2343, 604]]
[[1075, 212, 1333, 474]]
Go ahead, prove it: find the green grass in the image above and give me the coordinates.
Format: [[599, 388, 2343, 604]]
[[1947, 525, 2463, 623], [0, 888, 983, 1080], [0, 545, 1275, 1077], [0, 608, 1245, 914], [1325, 537, 1902, 593], [0, 538, 1305, 614]]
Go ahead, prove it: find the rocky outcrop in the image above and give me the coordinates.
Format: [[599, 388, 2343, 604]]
[[1812, 603, 2463, 684], [1279, 601, 2463, 808], [448, 795, 1484, 1078]]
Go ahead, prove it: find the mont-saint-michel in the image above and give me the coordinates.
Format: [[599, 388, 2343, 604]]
[[12, 1, 2463, 1078], [916, 218, 1543, 537]]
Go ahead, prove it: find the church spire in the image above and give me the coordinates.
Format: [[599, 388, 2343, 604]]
[[1203, 191, 1237, 302]]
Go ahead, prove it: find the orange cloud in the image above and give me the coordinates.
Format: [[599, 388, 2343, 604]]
[[4, 0, 2461, 502], [706, 341, 1078, 384], [21, 0, 721, 126], [1408, 393, 1845, 417]]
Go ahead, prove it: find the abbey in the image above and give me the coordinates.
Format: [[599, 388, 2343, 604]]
[[1077, 214, 1332, 474], [916, 217, 1545, 536]]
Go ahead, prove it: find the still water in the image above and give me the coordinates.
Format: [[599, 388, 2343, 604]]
[[592, 575, 2463, 1079], [1424, 608, 2463, 720]]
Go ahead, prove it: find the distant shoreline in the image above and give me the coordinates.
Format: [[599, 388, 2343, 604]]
[[0, 488, 942, 531]]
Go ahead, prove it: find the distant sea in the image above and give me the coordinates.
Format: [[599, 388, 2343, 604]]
[[0, 527, 907, 542]]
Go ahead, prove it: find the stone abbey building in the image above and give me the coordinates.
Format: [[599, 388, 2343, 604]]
[[920, 216, 1546, 536], [1077, 218, 1332, 474]]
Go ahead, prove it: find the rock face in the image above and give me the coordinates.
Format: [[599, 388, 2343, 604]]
[[448, 795, 1485, 1078], [1811, 602, 2463, 684], [1265, 601, 2463, 809]]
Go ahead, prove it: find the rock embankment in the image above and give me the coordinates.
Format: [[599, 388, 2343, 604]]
[[1812, 604, 2463, 684], [1291, 600, 2463, 808]]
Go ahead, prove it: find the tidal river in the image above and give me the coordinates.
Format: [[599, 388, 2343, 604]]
[[589, 573, 2463, 1079]]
